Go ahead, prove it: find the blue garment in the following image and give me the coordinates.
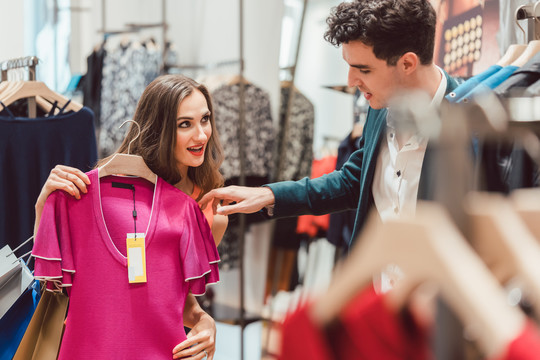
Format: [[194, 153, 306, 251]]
[[459, 65, 519, 103], [0, 105, 97, 258], [445, 65, 502, 103]]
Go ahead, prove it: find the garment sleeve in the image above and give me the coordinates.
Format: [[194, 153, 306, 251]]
[[179, 202, 220, 295], [267, 148, 363, 218], [32, 191, 75, 291]]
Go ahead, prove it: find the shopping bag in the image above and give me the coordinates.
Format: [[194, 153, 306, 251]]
[[0, 280, 40, 360], [13, 289, 69, 360], [0, 245, 34, 318]]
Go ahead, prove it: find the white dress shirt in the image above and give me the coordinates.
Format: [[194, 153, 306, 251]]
[[372, 66, 447, 223]]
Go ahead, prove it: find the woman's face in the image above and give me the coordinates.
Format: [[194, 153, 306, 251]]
[[175, 89, 212, 173]]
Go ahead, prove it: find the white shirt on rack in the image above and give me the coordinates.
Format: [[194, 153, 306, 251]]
[[372, 66, 446, 224]]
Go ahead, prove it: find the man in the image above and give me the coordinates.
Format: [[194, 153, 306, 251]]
[[200, 0, 458, 249]]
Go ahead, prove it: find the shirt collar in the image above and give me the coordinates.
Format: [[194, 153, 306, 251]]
[[386, 65, 446, 130]]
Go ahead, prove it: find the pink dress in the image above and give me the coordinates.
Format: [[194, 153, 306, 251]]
[[32, 169, 219, 359]]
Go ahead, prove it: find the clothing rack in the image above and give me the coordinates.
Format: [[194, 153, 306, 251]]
[[100, 0, 168, 71], [0, 56, 39, 82], [0, 56, 40, 117], [166, 59, 243, 72]]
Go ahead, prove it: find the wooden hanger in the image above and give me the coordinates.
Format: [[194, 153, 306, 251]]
[[98, 120, 157, 184], [309, 202, 525, 359], [497, 44, 527, 66], [511, 40, 540, 67], [510, 188, 540, 242], [464, 192, 540, 318], [0, 81, 82, 112]]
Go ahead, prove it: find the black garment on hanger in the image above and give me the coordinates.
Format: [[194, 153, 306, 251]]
[[495, 52, 540, 96], [0, 105, 97, 258], [82, 45, 106, 129], [327, 133, 361, 250]]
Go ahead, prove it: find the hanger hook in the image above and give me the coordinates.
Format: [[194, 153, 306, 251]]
[[119, 119, 141, 155], [516, 6, 527, 42]]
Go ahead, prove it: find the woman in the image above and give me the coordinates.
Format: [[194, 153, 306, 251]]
[[34, 75, 228, 360]]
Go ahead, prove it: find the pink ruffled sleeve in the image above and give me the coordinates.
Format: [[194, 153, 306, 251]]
[[180, 202, 220, 295], [32, 191, 75, 291]]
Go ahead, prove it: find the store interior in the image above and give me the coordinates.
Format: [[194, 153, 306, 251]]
[[3, 0, 540, 359]]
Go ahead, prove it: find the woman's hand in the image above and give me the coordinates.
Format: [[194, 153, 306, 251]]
[[172, 312, 216, 359], [36, 165, 90, 206], [34, 165, 90, 236]]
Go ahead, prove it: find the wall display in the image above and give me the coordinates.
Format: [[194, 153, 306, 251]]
[[432, 0, 500, 77]]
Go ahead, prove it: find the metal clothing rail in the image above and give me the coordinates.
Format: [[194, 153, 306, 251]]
[[101, 0, 168, 72], [516, 1, 540, 43], [0, 56, 40, 117], [0, 56, 39, 82]]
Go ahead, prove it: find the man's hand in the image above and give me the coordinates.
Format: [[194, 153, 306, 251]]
[[199, 186, 275, 216]]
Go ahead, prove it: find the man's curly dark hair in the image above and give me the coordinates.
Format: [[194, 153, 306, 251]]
[[324, 0, 436, 66]]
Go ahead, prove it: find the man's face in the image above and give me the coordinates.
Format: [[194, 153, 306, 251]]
[[342, 41, 402, 109]]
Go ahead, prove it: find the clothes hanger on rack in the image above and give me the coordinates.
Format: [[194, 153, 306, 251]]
[[309, 202, 526, 359], [98, 120, 157, 184], [511, 2, 540, 67], [463, 192, 540, 319], [497, 44, 528, 66], [0, 80, 82, 113], [510, 188, 540, 242]]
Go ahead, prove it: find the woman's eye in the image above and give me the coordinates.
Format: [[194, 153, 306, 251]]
[[178, 121, 190, 128], [202, 115, 211, 123]]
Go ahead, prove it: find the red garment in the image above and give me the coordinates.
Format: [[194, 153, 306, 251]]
[[279, 286, 430, 360], [280, 286, 540, 360], [493, 320, 540, 360], [296, 156, 337, 237]]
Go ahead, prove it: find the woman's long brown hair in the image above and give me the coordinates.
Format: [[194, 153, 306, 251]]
[[97, 75, 224, 198]]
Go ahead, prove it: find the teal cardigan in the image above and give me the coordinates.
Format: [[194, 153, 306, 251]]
[[266, 71, 458, 248]]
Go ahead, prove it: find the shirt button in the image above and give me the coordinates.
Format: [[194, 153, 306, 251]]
[[396, 170, 401, 177], [389, 133, 394, 139]]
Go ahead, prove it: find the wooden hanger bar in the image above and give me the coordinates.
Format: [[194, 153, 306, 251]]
[[464, 192, 540, 318]]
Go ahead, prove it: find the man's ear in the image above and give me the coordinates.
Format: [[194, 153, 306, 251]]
[[399, 52, 419, 75]]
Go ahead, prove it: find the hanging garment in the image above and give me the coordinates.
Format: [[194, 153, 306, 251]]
[[279, 286, 430, 360], [211, 81, 275, 181], [327, 133, 362, 249], [495, 52, 540, 96], [32, 169, 219, 359], [280, 286, 540, 360], [0, 105, 97, 258], [458, 65, 519, 103], [445, 64, 502, 103], [274, 85, 314, 182], [99, 44, 161, 156], [82, 45, 106, 129], [296, 155, 338, 238]]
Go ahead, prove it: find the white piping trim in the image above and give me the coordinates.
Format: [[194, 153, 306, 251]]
[[97, 170, 126, 259], [209, 260, 220, 264], [61, 268, 76, 273], [184, 269, 211, 281], [97, 169, 158, 260], [32, 254, 61, 261], [191, 280, 220, 296], [34, 275, 62, 280]]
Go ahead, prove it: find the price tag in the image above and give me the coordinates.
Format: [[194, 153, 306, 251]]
[[126, 233, 147, 283]]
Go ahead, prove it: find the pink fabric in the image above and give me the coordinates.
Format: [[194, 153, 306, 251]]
[[32, 169, 219, 359]]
